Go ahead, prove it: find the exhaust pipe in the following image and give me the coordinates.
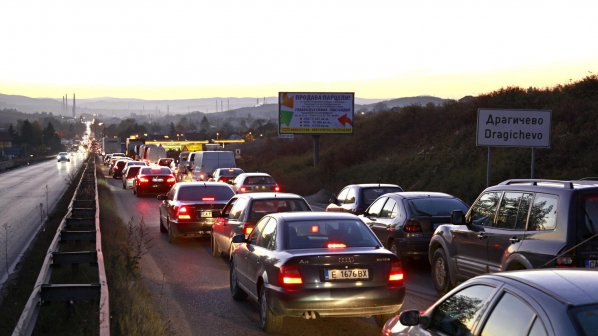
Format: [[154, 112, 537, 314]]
[[301, 311, 318, 320]]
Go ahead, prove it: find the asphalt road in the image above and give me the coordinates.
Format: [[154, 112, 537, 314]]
[[102, 166, 437, 335], [0, 151, 87, 285]]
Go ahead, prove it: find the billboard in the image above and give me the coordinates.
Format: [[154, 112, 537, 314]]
[[477, 109, 551, 148], [279, 92, 354, 134]]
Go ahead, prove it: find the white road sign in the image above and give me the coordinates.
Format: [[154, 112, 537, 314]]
[[477, 109, 551, 148]]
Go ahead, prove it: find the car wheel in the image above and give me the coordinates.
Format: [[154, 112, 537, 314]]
[[136, 188, 143, 197], [374, 313, 395, 328], [167, 219, 177, 243], [211, 233, 220, 257], [229, 260, 247, 301], [159, 216, 167, 233], [431, 248, 452, 295], [258, 285, 283, 333]]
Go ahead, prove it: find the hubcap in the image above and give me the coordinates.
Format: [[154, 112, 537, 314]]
[[435, 257, 446, 287]]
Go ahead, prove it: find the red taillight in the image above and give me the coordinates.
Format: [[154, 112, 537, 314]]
[[240, 187, 247, 192], [311, 225, 319, 233], [199, 174, 205, 180], [242, 222, 254, 235], [279, 265, 303, 286], [274, 185, 280, 192], [115, 166, 120, 170], [403, 220, 422, 233], [202, 197, 215, 201], [177, 206, 191, 220], [166, 176, 176, 183], [388, 261, 404, 283], [556, 256, 575, 268], [138, 176, 149, 183], [327, 242, 347, 249]]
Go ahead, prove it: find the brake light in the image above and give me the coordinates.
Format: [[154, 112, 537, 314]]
[[202, 197, 215, 201], [200, 174, 205, 180], [177, 206, 191, 220], [167, 176, 176, 183], [311, 225, 319, 233], [279, 265, 303, 286], [327, 242, 347, 249], [242, 222, 254, 235], [138, 176, 150, 183], [115, 166, 119, 170], [403, 220, 422, 233], [274, 185, 280, 192], [240, 187, 247, 192], [556, 256, 575, 268], [388, 261, 404, 282]]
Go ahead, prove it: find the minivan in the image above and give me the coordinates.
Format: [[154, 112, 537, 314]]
[[190, 151, 236, 181]]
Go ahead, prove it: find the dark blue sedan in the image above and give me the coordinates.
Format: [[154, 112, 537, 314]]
[[230, 212, 406, 333]]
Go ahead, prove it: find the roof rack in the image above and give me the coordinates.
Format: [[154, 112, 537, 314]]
[[499, 179, 575, 189]]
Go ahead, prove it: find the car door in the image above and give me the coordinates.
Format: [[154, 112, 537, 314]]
[[160, 187, 177, 223], [217, 197, 249, 252], [236, 216, 268, 291], [369, 197, 398, 247], [485, 192, 532, 272], [452, 191, 502, 280], [245, 217, 277, 298], [362, 196, 389, 240]]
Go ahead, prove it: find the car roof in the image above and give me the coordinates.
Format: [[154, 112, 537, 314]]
[[239, 172, 272, 177], [385, 191, 458, 199], [494, 179, 598, 191], [177, 182, 233, 187], [268, 211, 359, 221], [344, 183, 401, 189], [484, 269, 598, 306], [234, 192, 305, 200]]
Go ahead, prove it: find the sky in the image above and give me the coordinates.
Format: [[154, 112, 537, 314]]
[[1, 0, 597, 100]]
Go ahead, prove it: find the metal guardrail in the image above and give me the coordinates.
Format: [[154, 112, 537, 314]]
[[12, 156, 110, 336]]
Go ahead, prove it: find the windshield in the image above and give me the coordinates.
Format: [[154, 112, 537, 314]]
[[572, 304, 598, 336], [408, 198, 469, 216], [245, 176, 275, 185], [140, 167, 172, 175], [362, 187, 403, 205], [177, 185, 234, 202], [284, 219, 380, 249]]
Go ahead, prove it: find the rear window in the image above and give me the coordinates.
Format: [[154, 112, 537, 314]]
[[159, 159, 173, 166], [572, 304, 598, 336], [580, 194, 598, 236], [177, 185, 234, 201], [126, 166, 142, 177], [245, 176, 275, 185], [140, 167, 172, 175], [285, 219, 380, 249], [408, 198, 469, 216], [248, 199, 311, 222], [219, 168, 244, 177], [362, 187, 403, 205]]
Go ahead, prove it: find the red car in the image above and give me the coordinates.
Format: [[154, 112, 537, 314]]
[[133, 166, 176, 197]]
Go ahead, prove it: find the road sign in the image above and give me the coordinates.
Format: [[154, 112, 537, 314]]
[[279, 92, 354, 135], [477, 109, 551, 148]]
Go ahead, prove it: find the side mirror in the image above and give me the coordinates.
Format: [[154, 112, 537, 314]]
[[157, 195, 168, 201], [231, 234, 247, 244], [451, 210, 465, 226], [398, 310, 421, 326], [328, 197, 338, 204]]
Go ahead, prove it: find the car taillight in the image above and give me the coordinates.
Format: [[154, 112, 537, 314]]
[[202, 197, 215, 201], [138, 176, 150, 183], [115, 166, 119, 170], [403, 220, 422, 233], [166, 176, 176, 183], [177, 206, 191, 220], [388, 261, 404, 283], [279, 265, 303, 286], [199, 174, 205, 180], [242, 222, 254, 235], [240, 187, 247, 192], [327, 242, 347, 249], [274, 185, 280, 192], [556, 256, 575, 268]]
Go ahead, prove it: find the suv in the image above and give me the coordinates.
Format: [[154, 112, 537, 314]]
[[429, 179, 598, 294]]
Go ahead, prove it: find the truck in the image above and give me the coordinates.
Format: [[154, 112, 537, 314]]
[[102, 137, 124, 156], [145, 145, 167, 164], [126, 137, 145, 159]]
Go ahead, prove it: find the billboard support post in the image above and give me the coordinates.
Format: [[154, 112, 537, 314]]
[[313, 135, 320, 167], [531, 147, 535, 178], [487, 147, 492, 187]]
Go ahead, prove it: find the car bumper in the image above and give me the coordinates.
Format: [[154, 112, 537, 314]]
[[171, 219, 215, 237], [137, 185, 173, 195], [396, 236, 431, 258], [267, 285, 405, 318]]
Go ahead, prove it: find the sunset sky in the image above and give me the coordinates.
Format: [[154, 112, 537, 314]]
[[1, 0, 596, 100]]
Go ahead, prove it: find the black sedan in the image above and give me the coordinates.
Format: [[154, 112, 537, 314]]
[[158, 182, 235, 243], [326, 184, 404, 215], [382, 269, 598, 336], [211, 192, 312, 259], [229, 212, 405, 332], [361, 192, 468, 261]]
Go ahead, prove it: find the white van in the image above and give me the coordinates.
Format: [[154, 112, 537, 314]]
[[146, 145, 167, 164], [190, 151, 236, 181]]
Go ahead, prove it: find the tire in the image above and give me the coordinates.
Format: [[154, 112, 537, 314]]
[[259, 286, 283, 333], [167, 219, 177, 243], [374, 313, 395, 328], [431, 248, 452, 295], [122, 183, 126, 190], [159, 216, 167, 233], [211, 233, 221, 257], [229, 260, 247, 301], [136, 188, 143, 197]]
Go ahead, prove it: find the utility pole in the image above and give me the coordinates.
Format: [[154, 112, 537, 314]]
[[72, 93, 76, 118]]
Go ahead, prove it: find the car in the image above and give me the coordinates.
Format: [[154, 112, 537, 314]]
[[231, 172, 280, 193], [157, 182, 235, 243], [157, 158, 175, 170], [121, 165, 144, 189], [429, 179, 598, 295], [211, 192, 312, 258], [229, 212, 405, 332], [133, 166, 176, 197], [112, 159, 141, 179], [326, 184, 404, 215], [56, 152, 70, 162], [108, 156, 131, 175], [361, 192, 468, 262], [381, 269, 598, 336], [212, 168, 244, 184]]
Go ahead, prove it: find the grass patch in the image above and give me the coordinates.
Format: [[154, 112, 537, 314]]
[[96, 166, 171, 336]]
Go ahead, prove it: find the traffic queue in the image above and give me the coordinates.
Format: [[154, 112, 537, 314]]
[[101, 147, 598, 335]]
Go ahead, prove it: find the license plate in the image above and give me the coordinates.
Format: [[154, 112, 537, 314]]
[[153, 178, 164, 182], [325, 268, 369, 280], [586, 260, 598, 268], [201, 211, 212, 218], [152, 184, 159, 188]]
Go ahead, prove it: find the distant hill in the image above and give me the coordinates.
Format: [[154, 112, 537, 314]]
[[357, 95, 451, 112]]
